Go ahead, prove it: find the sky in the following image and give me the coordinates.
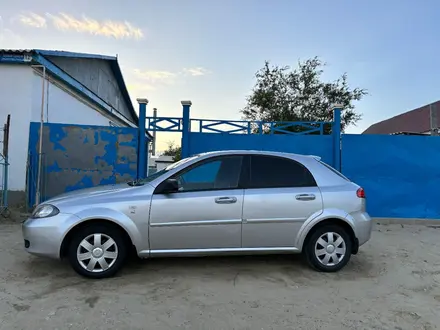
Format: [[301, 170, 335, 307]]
[[1, 0, 440, 151]]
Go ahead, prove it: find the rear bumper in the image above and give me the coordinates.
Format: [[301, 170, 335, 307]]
[[350, 211, 373, 247]]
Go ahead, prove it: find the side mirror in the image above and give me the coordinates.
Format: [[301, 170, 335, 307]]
[[158, 179, 179, 194]]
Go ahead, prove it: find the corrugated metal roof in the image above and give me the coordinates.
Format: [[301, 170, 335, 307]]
[[35, 49, 117, 61], [0, 49, 33, 53], [362, 101, 440, 134], [0, 48, 141, 131]]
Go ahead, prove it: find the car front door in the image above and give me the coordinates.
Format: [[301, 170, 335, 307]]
[[149, 155, 245, 252], [241, 154, 323, 248]]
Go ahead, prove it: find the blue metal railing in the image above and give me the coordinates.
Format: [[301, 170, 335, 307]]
[[146, 117, 183, 132], [139, 100, 343, 175], [191, 119, 331, 135]]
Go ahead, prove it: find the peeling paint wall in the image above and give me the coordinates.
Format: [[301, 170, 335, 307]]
[[28, 122, 138, 206]]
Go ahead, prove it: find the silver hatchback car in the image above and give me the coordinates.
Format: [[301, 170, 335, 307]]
[[22, 150, 372, 278]]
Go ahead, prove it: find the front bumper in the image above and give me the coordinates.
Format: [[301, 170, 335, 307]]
[[22, 213, 79, 259]]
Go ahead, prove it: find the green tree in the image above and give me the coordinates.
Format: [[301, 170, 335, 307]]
[[241, 57, 368, 133], [162, 141, 181, 162]]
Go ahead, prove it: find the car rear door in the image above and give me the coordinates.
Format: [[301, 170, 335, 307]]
[[241, 154, 323, 248], [149, 155, 245, 252]]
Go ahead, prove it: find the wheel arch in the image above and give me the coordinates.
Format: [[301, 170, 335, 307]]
[[59, 208, 144, 259], [60, 219, 136, 259], [296, 210, 358, 253]]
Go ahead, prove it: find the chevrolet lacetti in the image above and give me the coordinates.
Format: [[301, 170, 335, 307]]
[[22, 150, 372, 279]]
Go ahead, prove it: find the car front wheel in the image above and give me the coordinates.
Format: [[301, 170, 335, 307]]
[[304, 225, 352, 272], [68, 224, 127, 279]]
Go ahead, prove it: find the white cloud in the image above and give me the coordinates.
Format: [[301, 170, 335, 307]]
[[127, 83, 156, 93], [16, 13, 47, 28], [183, 67, 211, 76], [133, 69, 176, 82], [133, 67, 211, 85], [127, 83, 156, 109], [15, 12, 144, 40]]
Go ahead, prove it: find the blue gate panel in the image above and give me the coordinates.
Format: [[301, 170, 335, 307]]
[[27, 122, 139, 207], [341, 134, 440, 219], [188, 133, 334, 166]]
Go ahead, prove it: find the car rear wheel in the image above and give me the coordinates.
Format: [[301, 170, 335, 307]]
[[68, 224, 127, 279], [304, 225, 352, 272]]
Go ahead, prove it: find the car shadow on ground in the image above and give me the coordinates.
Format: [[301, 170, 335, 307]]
[[21, 250, 376, 288]]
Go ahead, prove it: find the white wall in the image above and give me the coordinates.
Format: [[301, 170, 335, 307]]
[[30, 72, 120, 126], [0, 65, 33, 191], [149, 155, 174, 171], [0, 65, 127, 191]]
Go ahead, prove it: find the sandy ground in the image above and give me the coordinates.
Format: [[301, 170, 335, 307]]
[[0, 221, 439, 330]]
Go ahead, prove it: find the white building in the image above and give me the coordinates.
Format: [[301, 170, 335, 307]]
[[0, 49, 149, 194], [148, 155, 174, 173]]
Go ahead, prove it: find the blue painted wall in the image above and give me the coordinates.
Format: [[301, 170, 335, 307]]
[[27, 122, 139, 207], [341, 134, 440, 219], [188, 132, 335, 166], [187, 131, 440, 219]]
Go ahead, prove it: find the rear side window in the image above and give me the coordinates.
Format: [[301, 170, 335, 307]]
[[249, 155, 316, 188], [317, 160, 350, 181]]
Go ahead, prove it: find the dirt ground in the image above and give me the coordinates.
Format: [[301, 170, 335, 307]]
[[0, 221, 440, 330]]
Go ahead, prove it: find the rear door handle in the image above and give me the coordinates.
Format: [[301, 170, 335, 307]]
[[295, 194, 316, 201], [215, 197, 237, 204]]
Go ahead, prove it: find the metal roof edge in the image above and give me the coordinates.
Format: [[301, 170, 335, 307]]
[[34, 49, 117, 61], [109, 58, 140, 128]]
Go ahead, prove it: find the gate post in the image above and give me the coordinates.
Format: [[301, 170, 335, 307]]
[[181, 100, 192, 159], [332, 105, 342, 171], [137, 98, 148, 179]]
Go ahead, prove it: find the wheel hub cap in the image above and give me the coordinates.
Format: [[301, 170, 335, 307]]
[[76, 233, 118, 273], [314, 231, 346, 267], [326, 244, 335, 253], [92, 247, 104, 258]]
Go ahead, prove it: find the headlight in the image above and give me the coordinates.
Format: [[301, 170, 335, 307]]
[[31, 204, 60, 218]]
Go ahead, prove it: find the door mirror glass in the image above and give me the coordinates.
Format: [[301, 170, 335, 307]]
[[159, 179, 179, 194]]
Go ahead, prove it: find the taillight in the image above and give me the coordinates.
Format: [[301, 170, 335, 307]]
[[356, 187, 365, 198]]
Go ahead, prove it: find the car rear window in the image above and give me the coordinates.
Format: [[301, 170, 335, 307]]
[[317, 160, 350, 181]]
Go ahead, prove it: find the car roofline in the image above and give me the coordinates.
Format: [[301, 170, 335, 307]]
[[196, 150, 320, 160]]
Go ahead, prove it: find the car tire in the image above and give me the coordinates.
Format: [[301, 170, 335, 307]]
[[68, 224, 127, 279], [304, 225, 352, 272]]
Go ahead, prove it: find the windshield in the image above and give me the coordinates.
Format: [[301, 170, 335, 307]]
[[136, 155, 199, 184]]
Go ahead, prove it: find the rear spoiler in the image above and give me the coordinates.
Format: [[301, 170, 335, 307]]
[[307, 155, 321, 161]]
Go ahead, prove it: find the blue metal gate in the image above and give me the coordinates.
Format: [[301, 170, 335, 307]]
[[137, 100, 342, 178]]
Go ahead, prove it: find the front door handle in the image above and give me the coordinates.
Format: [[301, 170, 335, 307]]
[[215, 197, 237, 204], [295, 194, 316, 201]]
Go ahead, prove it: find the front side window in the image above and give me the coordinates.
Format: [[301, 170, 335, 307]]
[[173, 156, 243, 192], [249, 155, 316, 188]]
